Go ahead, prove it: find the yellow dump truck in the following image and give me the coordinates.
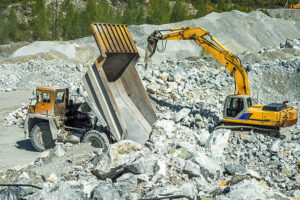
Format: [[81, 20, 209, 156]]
[[24, 24, 157, 151]]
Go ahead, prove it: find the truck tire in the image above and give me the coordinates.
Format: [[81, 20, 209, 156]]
[[30, 122, 55, 152], [82, 130, 110, 148]]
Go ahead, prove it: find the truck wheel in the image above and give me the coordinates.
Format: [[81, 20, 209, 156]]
[[82, 130, 110, 148], [30, 122, 55, 152]]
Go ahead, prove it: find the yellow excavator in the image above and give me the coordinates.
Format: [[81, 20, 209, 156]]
[[145, 27, 298, 133]]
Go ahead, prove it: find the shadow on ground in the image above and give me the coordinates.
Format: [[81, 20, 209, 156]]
[[149, 94, 220, 132], [16, 139, 36, 152]]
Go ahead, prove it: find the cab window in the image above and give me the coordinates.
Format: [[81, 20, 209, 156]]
[[36, 90, 42, 102], [43, 92, 51, 103], [56, 92, 65, 103], [226, 97, 244, 117], [247, 98, 252, 108]]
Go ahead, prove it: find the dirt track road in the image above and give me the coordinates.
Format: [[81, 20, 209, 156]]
[[0, 90, 39, 171]]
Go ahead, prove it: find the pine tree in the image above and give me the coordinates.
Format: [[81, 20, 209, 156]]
[[7, 9, 20, 41], [114, 9, 123, 23], [147, 0, 171, 24], [170, 0, 189, 22], [0, 14, 9, 44], [61, 0, 75, 40], [97, 0, 112, 23], [218, 0, 228, 11], [71, 12, 82, 39], [86, 0, 97, 23], [122, 0, 145, 24], [32, 0, 50, 40], [193, 0, 207, 18]]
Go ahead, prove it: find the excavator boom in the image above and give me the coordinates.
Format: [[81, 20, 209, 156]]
[[146, 27, 250, 96]]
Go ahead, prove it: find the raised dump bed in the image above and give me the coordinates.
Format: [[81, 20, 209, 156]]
[[82, 23, 157, 144]]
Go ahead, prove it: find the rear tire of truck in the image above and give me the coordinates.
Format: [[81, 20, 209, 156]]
[[30, 122, 55, 152], [82, 130, 110, 148]]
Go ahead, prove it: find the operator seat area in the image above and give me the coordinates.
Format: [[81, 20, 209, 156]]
[[226, 97, 244, 118]]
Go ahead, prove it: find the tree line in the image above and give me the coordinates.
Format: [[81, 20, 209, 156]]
[[0, 0, 298, 44]]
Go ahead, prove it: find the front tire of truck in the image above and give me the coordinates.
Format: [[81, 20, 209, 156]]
[[30, 122, 55, 152], [82, 130, 110, 148]]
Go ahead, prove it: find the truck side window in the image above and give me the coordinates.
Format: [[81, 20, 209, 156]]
[[56, 92, 64, 103], [43, 92, 51, 103], [37, 90, 42, 102]]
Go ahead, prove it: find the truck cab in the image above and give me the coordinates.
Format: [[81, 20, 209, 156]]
[[29, 86, 68, 116]]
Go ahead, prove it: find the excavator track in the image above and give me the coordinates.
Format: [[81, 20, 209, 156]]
[[216, 122, 280, 137]]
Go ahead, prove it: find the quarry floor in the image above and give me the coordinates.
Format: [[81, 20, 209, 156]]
[[0, 90, 39, 171]]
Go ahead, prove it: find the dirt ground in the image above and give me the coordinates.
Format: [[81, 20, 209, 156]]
[[0, 90, 40, 171]]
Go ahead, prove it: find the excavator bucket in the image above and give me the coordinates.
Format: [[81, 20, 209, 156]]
[[82, 23, 157, 144]]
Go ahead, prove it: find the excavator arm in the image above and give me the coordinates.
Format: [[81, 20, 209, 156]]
[[145, 27, 251, 96]]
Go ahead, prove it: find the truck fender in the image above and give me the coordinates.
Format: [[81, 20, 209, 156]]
[[24, 114, 58, 140], [24, 115, 30, 139], [48, 117, 58, 140]]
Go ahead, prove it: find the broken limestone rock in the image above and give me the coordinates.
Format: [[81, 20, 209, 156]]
[[0, 186, 31, 200], [183, 160, 201, 178], [270, 139, 281, 154], [206, 129, 231, 159], [194, 152, 223, 181], [92, 140, 159, 179], [90, 180, 137, 200], [175, 108, 191, 123], [116, 173, 138, 192], [27, 181, 85, 200], [216, 179, 289, 200]]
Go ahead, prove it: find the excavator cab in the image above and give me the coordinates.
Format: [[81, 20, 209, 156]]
[[224, 95, 251, 119]]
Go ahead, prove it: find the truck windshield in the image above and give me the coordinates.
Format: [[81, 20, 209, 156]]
[[43, 92, 51, 103]]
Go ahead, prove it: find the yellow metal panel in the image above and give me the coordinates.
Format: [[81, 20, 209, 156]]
[[115, 25, 129, 52], [262, 110, 280, 123], [124, 25, 138, 52], [91, 23, 138, 55]]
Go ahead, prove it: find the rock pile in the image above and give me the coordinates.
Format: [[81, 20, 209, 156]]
[[0, 59, 86, 91], [280, 38, 300, 49], [1, 127, 299, 199], [5, 101, 32, 127], [224, 131, 300, 196]]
